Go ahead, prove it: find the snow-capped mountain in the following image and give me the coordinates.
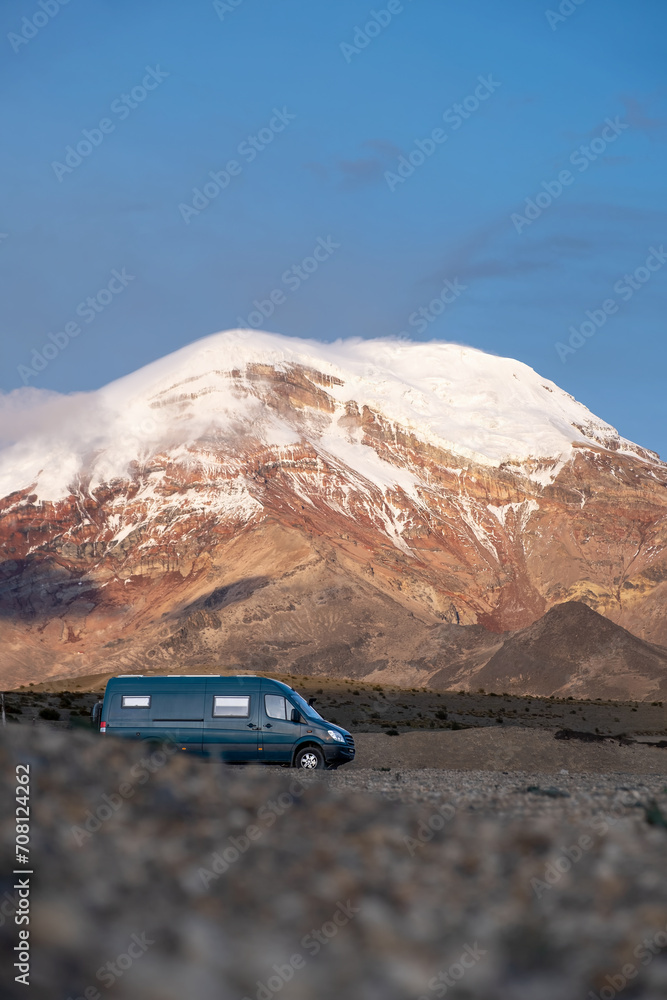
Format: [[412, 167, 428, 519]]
[[1, 330, 666, 694], [0, 329, 656, 500]]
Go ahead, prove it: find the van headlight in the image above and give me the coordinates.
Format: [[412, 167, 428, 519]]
[[327, 729, 345, 743]]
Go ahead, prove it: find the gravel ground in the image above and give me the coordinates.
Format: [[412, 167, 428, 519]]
[[349, 728, 667, 773], [2, 725, 667, 1000], [330, 766, 667, 820]]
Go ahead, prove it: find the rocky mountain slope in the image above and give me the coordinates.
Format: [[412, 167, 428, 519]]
[[1, 330, 666, 695], [472, 602, 667, 701]]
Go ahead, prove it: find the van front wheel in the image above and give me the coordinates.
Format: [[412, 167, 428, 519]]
[[294, 746, 325, 770]]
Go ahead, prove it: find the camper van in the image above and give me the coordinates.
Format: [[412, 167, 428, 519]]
[[99, 674, 355, 769]]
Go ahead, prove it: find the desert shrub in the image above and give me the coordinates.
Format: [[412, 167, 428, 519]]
[[39, 707, 61, 721]]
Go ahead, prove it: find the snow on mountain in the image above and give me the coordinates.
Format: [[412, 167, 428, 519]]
[[2, 330, 667, 690], [0, 330, 652, 503]]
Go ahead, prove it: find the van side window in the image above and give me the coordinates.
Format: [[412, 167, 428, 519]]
[[264, 695, 288, 720], [213, 696, 250, 718], [122, 695, 151, 708]]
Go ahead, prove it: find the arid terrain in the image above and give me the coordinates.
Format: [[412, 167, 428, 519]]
[[2, 722, 667, 1000], [6, 670, 667, 754]]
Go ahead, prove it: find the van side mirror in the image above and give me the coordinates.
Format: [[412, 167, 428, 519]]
[[291, 708, 301, 723]]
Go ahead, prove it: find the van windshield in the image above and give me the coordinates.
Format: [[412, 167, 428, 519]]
[[290, 691, 323, 722]]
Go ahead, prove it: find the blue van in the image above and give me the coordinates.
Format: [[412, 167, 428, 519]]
[[99, 674, 355, 769]]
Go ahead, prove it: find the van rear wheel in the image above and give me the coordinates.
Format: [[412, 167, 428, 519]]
[[295, 746, 325, 770]]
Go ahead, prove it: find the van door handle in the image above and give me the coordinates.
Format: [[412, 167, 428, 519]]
[[264, 723, 272, 728], [247, 723, 257, 729]]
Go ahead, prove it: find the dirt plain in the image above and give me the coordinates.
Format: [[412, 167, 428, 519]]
[[3, 673, 667, 998], [2, 722, 667, 1000], [4, 671, 667, 779], [6, 670, 666, 740]]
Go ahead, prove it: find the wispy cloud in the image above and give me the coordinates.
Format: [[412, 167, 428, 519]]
[[337, 156, 386, 188], [620, 96, 667, 138], [0, 387, 82, 449], [304, 161, 329, 180], [415, 206, 658, 298], [363, 138, 403, 158], [305, 139, 404, 189]]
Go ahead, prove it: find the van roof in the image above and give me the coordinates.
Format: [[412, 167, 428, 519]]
[[106, 674, 289, 685], [113, 674, 260, 679]]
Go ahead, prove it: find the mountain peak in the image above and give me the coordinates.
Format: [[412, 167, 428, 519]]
[[1, 331, 666, 691], [0, 330, 656, 503]]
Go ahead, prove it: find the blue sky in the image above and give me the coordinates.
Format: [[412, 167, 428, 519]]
[[1, 0, 666, 456]]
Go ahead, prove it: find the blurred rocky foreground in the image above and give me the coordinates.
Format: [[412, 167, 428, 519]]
[[2, 726, 667, 1000]]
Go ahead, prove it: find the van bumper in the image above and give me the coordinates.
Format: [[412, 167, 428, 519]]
[[323, 743, 355, 768]]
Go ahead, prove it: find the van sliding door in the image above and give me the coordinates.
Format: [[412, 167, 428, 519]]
[[203, 680, 260, 762], [149, 684, 205, 754]]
